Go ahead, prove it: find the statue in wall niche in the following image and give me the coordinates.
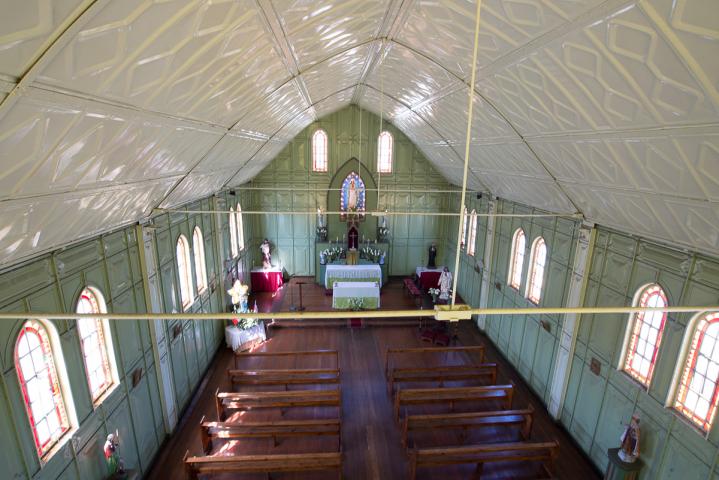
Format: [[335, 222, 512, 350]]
[[618, 413, 641, 463], [428, 242, 437, 268], [260, 238, 272, 269], [104, 431, 125, 477]]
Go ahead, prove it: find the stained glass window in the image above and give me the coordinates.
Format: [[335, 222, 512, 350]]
[[193, 227, 208, 294], [340, 171, 366, 220], [76, 288, 114, 403], [622, 284, 668, 387], [312, 129, 328, 172], [508, 229, 525, 290], [467, 210, 478, 256], [229, 207, 238, 258], [377, 131, 393, 173], [673, 312, 719, 432], [525, 237, 547, 304], [177, 234, 195, 310], [15, 320, 71, 457]]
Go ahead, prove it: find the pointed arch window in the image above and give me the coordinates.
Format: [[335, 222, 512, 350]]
[[525, 237, 547, 304], [312, 129, 328, 172], [229, 206, 238, 258], [236, 203, 245, 251], [15, 320, 74, 458], [467, 210, 478, 256], [620, 284, 668, 387], [76, 287, 116, 404], [460, 207, 468, 249], [177, 235, 195, 310], [193, 227, 208, 294], [377, 131, 393, 173], [508, 229, 525, 290]]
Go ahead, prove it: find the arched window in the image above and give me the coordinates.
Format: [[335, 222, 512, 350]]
[[312, 129, 328, 172], [460, 207, 468, 248], [620, 284, 668, 387], [377, 131, 393, 173], [670, 312, 719, 432], [76, 287, 116, 403], [467, 210, 478, 256], [229, 207, 238, 258], [236, 203, 244, 251], [508, 228, 525, 290], [192, 227, 208, 294], [525, 237, 547, 304], [15, 320, 74, 458], [177, 235, 195, 310]]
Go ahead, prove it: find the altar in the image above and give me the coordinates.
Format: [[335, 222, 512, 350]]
[[332, 281, 380, 309], [324, 263, 382, 289]]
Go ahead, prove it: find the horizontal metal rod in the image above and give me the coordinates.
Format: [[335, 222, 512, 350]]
[[232, 186, 476, 194], [0, 305, 715, 321], [155, 208, 581, 218]]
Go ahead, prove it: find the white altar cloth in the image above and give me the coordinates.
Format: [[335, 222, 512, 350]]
[[324, 264, 382, 289], [332, 282, 380, 309]]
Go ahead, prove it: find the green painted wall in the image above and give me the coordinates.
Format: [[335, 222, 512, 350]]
[[249, 105, 452, 277], [444, 196, 719, 479], [0, 190, 252, 480]]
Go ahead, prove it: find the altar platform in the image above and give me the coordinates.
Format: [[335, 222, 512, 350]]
[[323, 263, 382, 289]]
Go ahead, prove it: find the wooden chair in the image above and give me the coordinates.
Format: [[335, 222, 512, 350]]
[[401, 406, 534, 448], [387, 363, 498, 395], [184, 450, 343, 479], [228, 367, 340, 389], [385, 345, 486, 379], [394, 383, 514, 421], [407, 440, 559, 480], [215, 387, 341, 421], [199, 416, 341, 453]]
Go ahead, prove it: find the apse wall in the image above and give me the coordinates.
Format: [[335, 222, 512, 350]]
[[446, 198, 719, 478], [247, 105, 452, 277], [0, 191, 252, 480]]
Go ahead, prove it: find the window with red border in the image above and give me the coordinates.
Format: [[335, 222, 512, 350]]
[[622, 284, 668, 387], [508, 228, 525, 290]]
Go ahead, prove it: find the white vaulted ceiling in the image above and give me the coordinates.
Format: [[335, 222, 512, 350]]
[[0, 0, 717, 266]]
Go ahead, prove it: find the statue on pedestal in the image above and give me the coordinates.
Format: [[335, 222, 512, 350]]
[[428, 242, 437, 268], [619, 413, 641, 463], [104, 432, 125, 477], [438, 267, 452, 301], [260, 238, 272, 269]]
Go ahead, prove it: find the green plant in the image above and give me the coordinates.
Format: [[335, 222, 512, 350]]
[[348, 297, 365, 311]]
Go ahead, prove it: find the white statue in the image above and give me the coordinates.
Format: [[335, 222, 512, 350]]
[[317, 207, 324, 228], [260, 238, 272, 269], [619, 413, 641, 463], [438, 267, 452, 301], [227, 280, 249, 312], [381, 209, 387, 229], [348, 179, 358, 210]]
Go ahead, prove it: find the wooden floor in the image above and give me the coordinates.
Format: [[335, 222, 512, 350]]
[[146, 277, 600, 480]]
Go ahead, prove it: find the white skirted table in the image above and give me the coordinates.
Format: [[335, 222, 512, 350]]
[[324, 264, 382, 289], [332, 281, 380, 309], [224, 324, 266, 351]]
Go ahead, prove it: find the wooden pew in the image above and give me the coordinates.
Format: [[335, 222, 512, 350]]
[[401, 406, 534, 448], [184, 450, 342, 480], [384, 345, 485, 378], [228, 367, 340, 388], [407, 440, 559, 480], [394, 383, 514, 421], [234, 349, 339, 370], [199, 416, 341, 453], [215, 388, 341, 421], [387, 363, 498, 395]]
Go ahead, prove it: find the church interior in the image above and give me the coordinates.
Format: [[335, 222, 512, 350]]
[[0, 1, 717, 479]]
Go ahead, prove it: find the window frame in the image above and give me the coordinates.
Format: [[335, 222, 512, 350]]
[[525, 237, 547, 304], [467, 210, 478, 256], [377, 130, 393, 174], [507, 228, 526, 290], [668, 311, 719, 434], [236, 202, 244, 251], [229, 206, 238, 258], [192, 226, 208, 294], [618, 283, 668, 388], [312, 129, 328, 172], [176, 234, 195, 310]]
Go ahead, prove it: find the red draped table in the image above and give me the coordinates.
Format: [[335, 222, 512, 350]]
[[415, 266, 444, 291], [251, 267, 284, 292]]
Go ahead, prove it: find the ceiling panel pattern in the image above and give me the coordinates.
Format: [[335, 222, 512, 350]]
[[0, 0, 717, 265]]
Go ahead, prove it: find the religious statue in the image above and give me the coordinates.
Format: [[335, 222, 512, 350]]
[[438, 267, 452, 301], [380, 209, 388, 229], [428, 242, 437, 268], [317, 207, 324, 228], [260, 238, 272, 269], [340, 171, 365, 219], [348, 179, 358, 210], [619, 413, 641, 463], [104, 432, 125, 476], [227, 280, 249, 313]]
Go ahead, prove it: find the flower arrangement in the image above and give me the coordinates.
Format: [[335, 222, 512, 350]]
[[428, 288, 440, 296], [316, 225, 328, 241], [377, 226, 389, 241], [348, 297, 365, 311], [321, 247, 345, 264], [360, 247, 385, 264]]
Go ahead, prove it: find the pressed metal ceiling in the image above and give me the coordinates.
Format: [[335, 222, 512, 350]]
[[0, 0, 717, 266]]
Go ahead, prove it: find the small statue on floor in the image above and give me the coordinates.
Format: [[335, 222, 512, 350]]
[[438, 267, 452, 301], [428, 242, 437, 268], [104, 432, 125, 477], [618, 413, 641, 463], [260, 238, 272, 269]]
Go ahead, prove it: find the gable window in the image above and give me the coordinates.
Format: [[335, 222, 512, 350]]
[[193, 227, 208, 294], [312, 129, 328, 172], [460, 207, 468, 248], [236, 203, 245, 251], [467, 210, 478, 256], [508, 228, 525, 290], [15, 320, 74, 458], [377, 131, 393, 173], [177, 235, 195, 310], [620, 284, 668, 387], [525, 237, 547, 304], [670, 312, 719, 433], [229, 207, 238, 258], [76, 287, 116, 403]]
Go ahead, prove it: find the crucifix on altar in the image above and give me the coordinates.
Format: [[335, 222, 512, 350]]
[[346, 220, 359, 264]]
